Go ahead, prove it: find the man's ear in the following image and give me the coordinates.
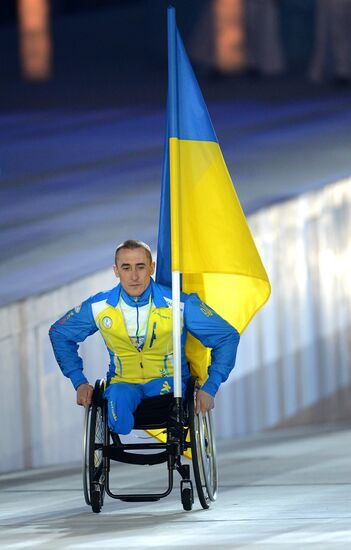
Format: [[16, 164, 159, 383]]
[[113, 265, 119, 279], [150, 261, 155, 276]]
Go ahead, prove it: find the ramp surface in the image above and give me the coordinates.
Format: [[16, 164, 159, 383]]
[[1, 425, 350, 549]]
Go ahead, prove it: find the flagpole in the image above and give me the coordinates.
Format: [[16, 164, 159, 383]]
[[167, 6, 182, 401]]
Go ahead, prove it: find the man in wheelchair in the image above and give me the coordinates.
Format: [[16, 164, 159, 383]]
[[49, 239, 239, 510], [49, 239, 239, 435]]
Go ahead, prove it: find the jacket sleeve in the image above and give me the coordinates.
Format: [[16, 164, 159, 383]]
[[49, 298, 98, 389], [183, 293, 240, 397]]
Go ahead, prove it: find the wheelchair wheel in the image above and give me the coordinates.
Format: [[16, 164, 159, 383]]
[[83, 399, 105, 513], [189, 389, 218, 509]]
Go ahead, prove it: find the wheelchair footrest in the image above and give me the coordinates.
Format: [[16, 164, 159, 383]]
[[119, 496, 161, 502], [105, 446, 168, 466]]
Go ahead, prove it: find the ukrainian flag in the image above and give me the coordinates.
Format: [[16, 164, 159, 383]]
[[156, 7, 271, 384]]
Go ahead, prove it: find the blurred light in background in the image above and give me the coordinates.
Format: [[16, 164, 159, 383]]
[[17, 0, 52, 80], [213, 0, 246, 73]]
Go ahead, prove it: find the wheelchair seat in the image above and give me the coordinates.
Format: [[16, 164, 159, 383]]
[[133, 393, 173, 429]]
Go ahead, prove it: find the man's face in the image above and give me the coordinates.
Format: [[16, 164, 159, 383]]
[[113, 247, 155, 297]]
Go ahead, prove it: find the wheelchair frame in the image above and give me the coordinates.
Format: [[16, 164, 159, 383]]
[[83, 377, 217, 512]]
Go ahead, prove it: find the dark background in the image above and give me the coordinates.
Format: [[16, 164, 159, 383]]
[[1, 0, 339, 113]]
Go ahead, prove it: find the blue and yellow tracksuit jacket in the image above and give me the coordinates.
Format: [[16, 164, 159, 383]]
[[49, 279, 240, 397]]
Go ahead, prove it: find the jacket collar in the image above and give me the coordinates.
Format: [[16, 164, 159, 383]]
[[107, 279, 168, 308], [121, 282, 152, 307]]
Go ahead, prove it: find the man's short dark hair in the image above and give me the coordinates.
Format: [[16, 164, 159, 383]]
[[115, 240, 152, 265]]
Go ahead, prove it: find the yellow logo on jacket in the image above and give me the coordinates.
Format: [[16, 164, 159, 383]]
[[160, 381, 171, 394], [200, 303, 214, 317]]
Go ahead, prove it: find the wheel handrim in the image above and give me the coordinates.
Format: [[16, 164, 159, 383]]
[[194, 409, 217, 502], [199, 410, 217, 501], [83, 406, 91, 505]]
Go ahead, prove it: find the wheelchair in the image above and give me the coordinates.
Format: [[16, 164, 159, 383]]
[[83, 377, 217, 512]]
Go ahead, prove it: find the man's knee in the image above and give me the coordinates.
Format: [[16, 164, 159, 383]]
[[107, 407, 134, 435]]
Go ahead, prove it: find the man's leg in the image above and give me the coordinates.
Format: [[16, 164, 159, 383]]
[[104, 382, 143, 435], [142, 377, 188, 398], [142, 377, 173, 397]]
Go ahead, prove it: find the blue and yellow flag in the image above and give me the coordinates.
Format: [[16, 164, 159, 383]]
[[156, 7, 271, 384]]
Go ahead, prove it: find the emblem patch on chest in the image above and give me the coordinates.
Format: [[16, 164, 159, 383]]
[[102, 316, 112, 329]]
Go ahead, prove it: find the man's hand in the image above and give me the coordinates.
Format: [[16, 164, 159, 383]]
[[195, 389, 215, 415], [76, 383, 94, 407]]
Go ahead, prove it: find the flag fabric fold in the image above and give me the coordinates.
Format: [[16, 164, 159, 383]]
[[156, 7, 271, 384]]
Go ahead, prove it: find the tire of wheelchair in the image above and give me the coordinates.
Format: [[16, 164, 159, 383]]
[[181, 487, 193, 511], [82, 398, 105, 512], [188, 385, 218, 509]]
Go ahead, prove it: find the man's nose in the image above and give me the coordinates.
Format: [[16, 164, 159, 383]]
[[131, 269, 139, 280]]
